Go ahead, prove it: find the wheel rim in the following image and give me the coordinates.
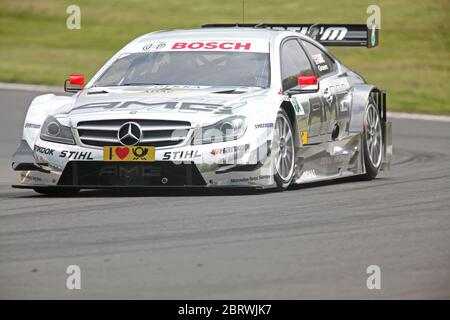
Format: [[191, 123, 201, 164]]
[[364, 104, 382, 168], [274, 113, 295, 181]]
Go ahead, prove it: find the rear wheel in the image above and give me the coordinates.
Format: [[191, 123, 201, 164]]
[[33, 187, 80, 196], [362, 98, 383, 180], [273, 109, 295, 190]]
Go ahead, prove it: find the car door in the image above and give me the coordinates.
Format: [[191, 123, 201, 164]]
[[301, 40, 352, 141], [280, 38, 323, 143]]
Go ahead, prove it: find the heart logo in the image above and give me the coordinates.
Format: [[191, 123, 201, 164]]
[[115, 147, 129, 160]]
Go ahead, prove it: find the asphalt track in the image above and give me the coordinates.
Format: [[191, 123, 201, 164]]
[[0, 88, 449, 299]]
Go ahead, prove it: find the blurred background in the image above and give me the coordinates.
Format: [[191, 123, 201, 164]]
[[0, 0, 448, 114]]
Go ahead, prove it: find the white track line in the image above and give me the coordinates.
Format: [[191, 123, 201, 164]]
[[0, 82, 63, 93], [1, 82, 449, 122], [387, 112, 450, 123]]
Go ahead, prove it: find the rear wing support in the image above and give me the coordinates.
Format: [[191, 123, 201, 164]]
[[370, 90, 392, 170], [371, 90, 387, 123]]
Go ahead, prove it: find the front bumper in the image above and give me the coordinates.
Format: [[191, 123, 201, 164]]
[[57, 161, 207, 186], [11, 140, 48, 172], [12, 137, 275, 189]]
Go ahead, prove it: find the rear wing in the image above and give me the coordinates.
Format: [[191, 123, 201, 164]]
[[201, 23, 379, 48]]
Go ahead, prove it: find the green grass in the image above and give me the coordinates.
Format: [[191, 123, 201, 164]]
[[0, 0, 449, 114]]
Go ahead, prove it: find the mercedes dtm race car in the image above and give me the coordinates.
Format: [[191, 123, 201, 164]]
[[12, 23, 392, 195]]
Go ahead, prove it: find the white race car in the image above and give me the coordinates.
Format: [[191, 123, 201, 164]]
[[12, 23, 392, 195]]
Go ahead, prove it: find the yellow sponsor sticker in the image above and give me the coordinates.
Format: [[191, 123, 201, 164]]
[[103, 146, 155, 162], [301, 131, 308, 145]]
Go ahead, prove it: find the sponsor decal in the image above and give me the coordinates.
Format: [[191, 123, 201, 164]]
[[179, 102, 229, 113], [130, 85, 206, 90], [132, 40, 269, 53], [318, 65, 328, 72], [162, 150, 201, 161], [211, 144, 250, 156], [146, 89, 186, 94], [319, 27, 348, 41], [230, 175, 270, 183], [320, 154, 350, 166], [311, 53, 329, 72], [60, 150, 94, 160], [99, 165, 161, 178], [20, 172, 43, 182], [283, 26, 348, 41], [312, 53, 325, 65], [324, 88, 335, 106], [103, 146, 155, 161], [143, 42, 166, 51], [255, 123, 274, 129], [25, 123, 41, 129], [171, 41, 252, 51], [301, 131, 308, 145], [71, 101, 232, 115], [34, 145, 55, 155], [122, 89, 183, 95], [290, 97, 305, 115]]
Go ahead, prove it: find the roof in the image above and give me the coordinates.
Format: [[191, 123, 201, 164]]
[[134, 27, 293, 43]]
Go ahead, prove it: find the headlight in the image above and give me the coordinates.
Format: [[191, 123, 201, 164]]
[[192, 116, 247, 145], [40, 116, 75, 145]]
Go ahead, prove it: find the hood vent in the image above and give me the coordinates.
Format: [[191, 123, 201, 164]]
[[87, 89, 110, 95]]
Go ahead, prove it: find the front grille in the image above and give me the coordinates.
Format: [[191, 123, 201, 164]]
[[76, 119, 191, 147], [58, 161, 207, 186]]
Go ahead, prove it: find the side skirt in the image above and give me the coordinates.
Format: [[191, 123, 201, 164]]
[[292, 133, 364, 184]]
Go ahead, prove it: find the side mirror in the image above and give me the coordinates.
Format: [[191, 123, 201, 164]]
[[64, 74, 85, 93], [286, 75, 319, 96], [297, 75, 319, 92]]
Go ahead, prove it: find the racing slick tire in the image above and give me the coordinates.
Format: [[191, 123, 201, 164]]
[[33, 187, 80, 196], [273, 109, 296, 190], [361, 98, 383, 180]]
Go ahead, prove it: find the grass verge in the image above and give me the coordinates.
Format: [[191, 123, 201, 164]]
[[0, 0, 448, 114]]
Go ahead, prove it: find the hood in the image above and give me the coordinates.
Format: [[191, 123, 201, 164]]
[[59, 85, 270, 127]]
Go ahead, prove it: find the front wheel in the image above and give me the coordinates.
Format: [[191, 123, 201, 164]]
[[362, 98, 383, 180], [273, 109, 296, 190]]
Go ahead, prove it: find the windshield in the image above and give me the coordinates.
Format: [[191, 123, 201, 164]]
[[94, 51, 270, 88]]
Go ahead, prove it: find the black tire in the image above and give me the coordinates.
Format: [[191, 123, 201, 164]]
[[362, 98, 383, 180], [273, 109, 296, 190], [33, 187, 80, 196]]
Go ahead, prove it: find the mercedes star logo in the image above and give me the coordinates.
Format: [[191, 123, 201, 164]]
[[118, 122, 142, 146]]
